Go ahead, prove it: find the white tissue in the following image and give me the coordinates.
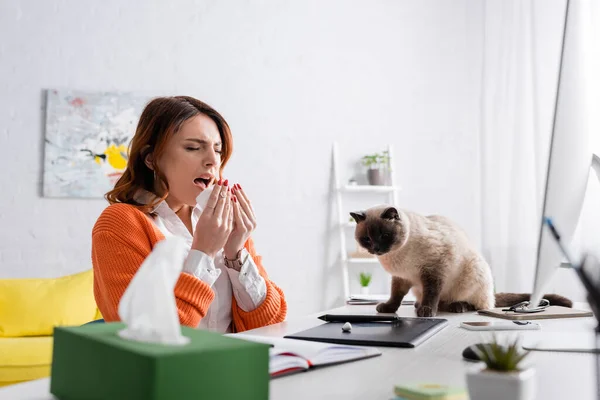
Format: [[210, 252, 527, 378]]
[[117, 236, 191, 345], [196, 185, 214, 210]]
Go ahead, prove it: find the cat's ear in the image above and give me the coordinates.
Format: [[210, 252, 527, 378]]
[[350, 211, 367, 223], [381, 207, 400, 221]]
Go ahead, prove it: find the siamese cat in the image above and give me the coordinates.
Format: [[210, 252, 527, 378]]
[[350, 205, 572, 317]]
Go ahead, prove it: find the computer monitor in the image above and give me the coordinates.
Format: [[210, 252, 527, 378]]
[[530, 0, 594, 309]]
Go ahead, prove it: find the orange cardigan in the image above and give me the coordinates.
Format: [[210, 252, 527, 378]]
[[91, 203, 287, 332]]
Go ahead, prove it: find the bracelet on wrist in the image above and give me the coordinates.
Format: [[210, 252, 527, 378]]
[[224, 249, 245, 271]]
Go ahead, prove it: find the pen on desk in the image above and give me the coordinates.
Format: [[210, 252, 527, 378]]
[[317, 314, 399, 323]]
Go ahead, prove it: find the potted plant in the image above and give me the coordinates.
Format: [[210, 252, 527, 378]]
[[466, 336, 535, 400], [359, 272, 372, 295], [361, 150, 390, 186]]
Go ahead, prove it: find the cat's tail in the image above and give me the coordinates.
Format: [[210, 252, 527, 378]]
[[494, 293, 573, 308]]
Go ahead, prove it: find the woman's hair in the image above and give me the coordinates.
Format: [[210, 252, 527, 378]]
[[105, 96, 233, 212]]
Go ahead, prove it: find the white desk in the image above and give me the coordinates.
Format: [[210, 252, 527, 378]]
[[0, 304, 597, 400]]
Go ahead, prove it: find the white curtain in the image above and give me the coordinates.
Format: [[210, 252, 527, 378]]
[[478, 0, 600, 295], [479, 0, 544, 293]]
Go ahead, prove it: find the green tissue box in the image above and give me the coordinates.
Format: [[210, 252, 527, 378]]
[[50, 322, 270, 400]]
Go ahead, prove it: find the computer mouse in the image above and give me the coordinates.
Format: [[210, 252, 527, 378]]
[[462, 345, 481, 361], [462, 343, 503, 362]]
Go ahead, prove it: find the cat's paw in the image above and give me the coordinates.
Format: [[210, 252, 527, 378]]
[[448, 302, 475, 313], [376, 301, 400, 314], [416, 305, 436, 317], [413, 302, 420, 309]]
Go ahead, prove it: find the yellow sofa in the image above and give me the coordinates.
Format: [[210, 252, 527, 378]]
[[0, 269, 102, 387]]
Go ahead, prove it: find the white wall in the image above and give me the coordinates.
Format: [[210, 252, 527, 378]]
[[0, 0, 481, 317]]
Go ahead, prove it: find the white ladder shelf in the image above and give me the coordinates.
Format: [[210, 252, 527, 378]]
[[332, 142, 401, 300]]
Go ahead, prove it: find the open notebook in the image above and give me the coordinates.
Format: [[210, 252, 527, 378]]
[[346, 293, 416, 306], [226, 333, 382, 378]]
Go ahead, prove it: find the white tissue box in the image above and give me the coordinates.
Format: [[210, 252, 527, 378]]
[[50, 322, 269, 400]]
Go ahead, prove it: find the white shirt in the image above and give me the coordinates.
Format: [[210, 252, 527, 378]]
[[136, 191, 267, 333]]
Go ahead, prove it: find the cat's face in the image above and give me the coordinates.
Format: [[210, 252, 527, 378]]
[[350, 206, 406, 256]]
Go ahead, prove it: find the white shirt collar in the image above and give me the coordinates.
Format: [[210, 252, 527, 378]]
[[133, 189, 203, 221], [133, 189, 164, 214]]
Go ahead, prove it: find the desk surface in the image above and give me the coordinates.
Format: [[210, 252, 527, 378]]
[[1, 304, 597, 400]]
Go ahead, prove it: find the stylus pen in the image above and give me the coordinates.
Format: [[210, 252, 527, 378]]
[[544, 217, 577, 267], [317, 314, 399, 322]]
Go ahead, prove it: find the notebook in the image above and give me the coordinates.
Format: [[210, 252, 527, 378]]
[[346, 293, 416, 306], [284, 317, 448, 348], [477, 306, 593, 320], [227, 333, 382, 378]]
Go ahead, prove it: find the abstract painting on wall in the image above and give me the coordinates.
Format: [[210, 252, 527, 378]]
[[43, 89, 152, 198]]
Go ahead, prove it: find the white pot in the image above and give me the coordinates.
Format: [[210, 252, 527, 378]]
[[466, 367, 536, 400], [360, 286, 369, 295]]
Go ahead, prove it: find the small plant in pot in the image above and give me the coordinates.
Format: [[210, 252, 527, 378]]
[[466, 336, 535, 400], [361, 150, 390, 186], [359, 272, 372, 295]]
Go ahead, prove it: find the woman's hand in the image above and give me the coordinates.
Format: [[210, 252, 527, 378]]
[[192, 180, 233, 259], [224, 184, 257, 260]]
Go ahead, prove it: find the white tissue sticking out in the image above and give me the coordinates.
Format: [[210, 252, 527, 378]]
[[196, 185, 214, 210], [342, 322, 352, 333], [117, 236, 191, 346]]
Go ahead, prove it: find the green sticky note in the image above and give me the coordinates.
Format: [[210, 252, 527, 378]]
[[50, 322, 269, 400], [394, 383, 467, 400]]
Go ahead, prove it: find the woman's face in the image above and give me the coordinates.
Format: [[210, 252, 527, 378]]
[[156, 114, 222, 207]]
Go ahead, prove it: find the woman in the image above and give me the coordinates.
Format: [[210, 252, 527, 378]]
[[92, 96, 287, 333]]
